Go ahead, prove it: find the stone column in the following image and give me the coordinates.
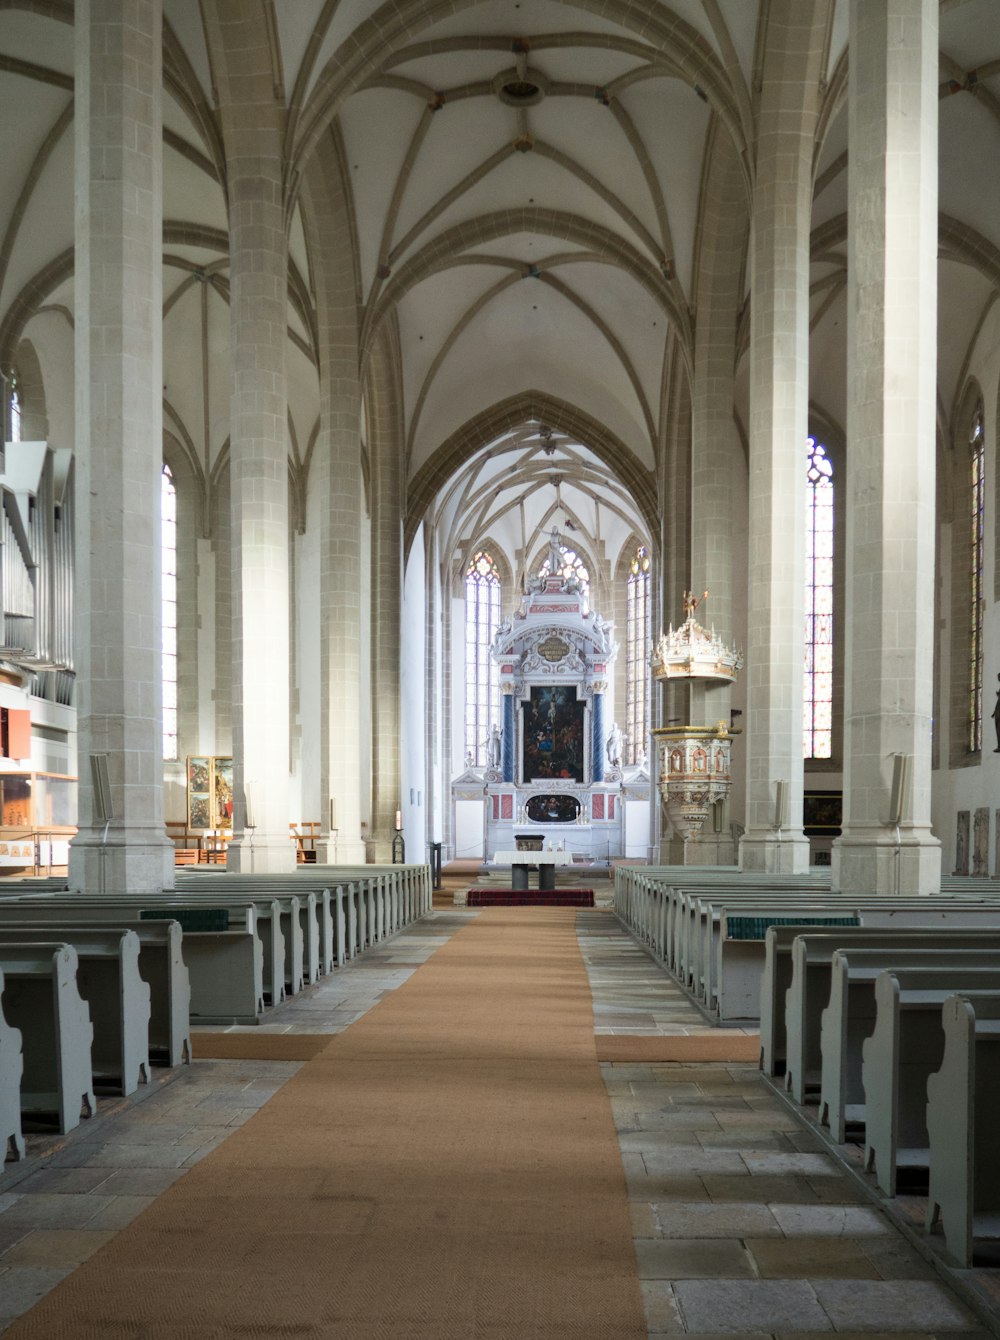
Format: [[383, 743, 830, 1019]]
[[368, 326, 404, 862], [303, 155, 367, 864], [739, 1, 830, 874], [209, 11, 293, 872], [683, 131, 748, 865], [502, 691, 515, 782], [832, 0, 941, 894], [70, 0, 173, 894], [592, 690, 605, 783]]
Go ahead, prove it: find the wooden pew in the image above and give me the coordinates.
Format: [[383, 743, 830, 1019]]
[[0, 943, 95, 1132], [926, 993, 1000, 1266], [781, 927, 1000, 1106], [3, 897, 268, 1024], [0, 928, 150, 1096], [863, 970, 1000, 1194], [0, 912, 190, 1066], [817, 944, 1000, 1140], [0, 968, 25, 1169]]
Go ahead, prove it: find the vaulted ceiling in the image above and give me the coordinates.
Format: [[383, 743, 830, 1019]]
[[2, 1, 999, 584]]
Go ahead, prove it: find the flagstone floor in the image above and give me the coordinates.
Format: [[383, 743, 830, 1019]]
[[0, 902, 996, 1337]]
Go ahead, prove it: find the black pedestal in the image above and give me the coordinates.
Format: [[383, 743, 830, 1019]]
[[511, 864, 530, 890], [538, 863, 556, 891]]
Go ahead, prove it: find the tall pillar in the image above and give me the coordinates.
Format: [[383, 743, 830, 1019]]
[[739, 1, 830, 874], [502, 691, 515, 782], [592, 690, 605, 783], [832, 0, 941, 894], [368, 326, 404, 862], [683, 131, 748, 865], [209, 8, 293, 872], [70, 0, 172, 894], [303, 154, 367, 864]]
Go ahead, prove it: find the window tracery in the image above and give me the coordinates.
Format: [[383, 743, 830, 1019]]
[[465, 549, 502, 767], [804, 438, 833, 759]]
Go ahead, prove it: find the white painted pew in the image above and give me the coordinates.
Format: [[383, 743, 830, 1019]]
[[0, 929, 150, 1096], [863, 971, 1000, 1194], [0, 968, 24, 1168], [818, 945, 1000, 1141], [783, 929, 1000, 1106], [927, 993, 1000, 1266], [0, 913, 190, 1066], [0, 943, 95, 1132]]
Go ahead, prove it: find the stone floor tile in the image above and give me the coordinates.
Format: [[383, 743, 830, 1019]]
[[0, 1226, 32, 1256], [0, 1265, 73, 1317], [746, 1235, 882, 1279], [741, 1151, 840, 1176], [1, 1228, 116, 1267], [627, 1173, 710, 1203], [812, 1279, 978, 1330], [641, 1280, 684, 1333], [716, 1110, 804, 1131], [83, 1195, 155, 1230], [653, 1200, 782, 1239], [703, 1173, 826, 1205], [699, 1129, 797, 1151], [636, 1237, 755, 1279], [0, 1194, 113, 1230], [805, 1176, 871, 1205], [642, 1148, 748, 1177], [858, 1236, 938, 1280], [5, 1167, 111, 1196], [630, 1202, 656, 1236], [93, 1168, 188, 1196], [769, 1204, 891, 1237], [674, 1278, 833, 1333], [634, 1109, 722, 1131]]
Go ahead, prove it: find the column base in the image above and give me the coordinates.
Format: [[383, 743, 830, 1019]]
[[368, 832, 395, 863], [226, 832, 296, 873], [661, 832, 738, 866], [832, 827, 942, 895], [313, 838, 368, 865], [738, 828, 811, 874], [69, 828, 174, 896]]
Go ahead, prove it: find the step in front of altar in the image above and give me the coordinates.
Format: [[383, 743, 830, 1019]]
[[464, 888, 595, 907]]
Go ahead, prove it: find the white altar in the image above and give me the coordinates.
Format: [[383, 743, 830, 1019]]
[[463, 530, 638, 865]]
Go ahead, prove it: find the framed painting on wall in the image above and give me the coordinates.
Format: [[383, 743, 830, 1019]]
[[187, 756, 233, 830]]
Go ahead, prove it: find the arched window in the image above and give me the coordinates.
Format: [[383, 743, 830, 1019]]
[[8, 373, 20, 443], [969, 404, 985, 752], [162, 464, 178, 761], [538, 543, 590, 613], [804, 438, 834, 759], [465, 549, 502, 767], [626, 543, 651, 765]]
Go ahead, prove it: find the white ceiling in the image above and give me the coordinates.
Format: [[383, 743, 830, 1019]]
[[0, 0, 998, 584]]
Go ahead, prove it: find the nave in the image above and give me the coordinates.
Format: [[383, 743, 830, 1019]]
[[0, 900, 991, 1338]]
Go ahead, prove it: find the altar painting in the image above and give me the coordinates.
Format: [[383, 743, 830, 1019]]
[[521, 686, 584, 782]]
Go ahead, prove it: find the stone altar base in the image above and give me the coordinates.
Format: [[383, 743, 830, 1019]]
[[465, 888, 595, 907]]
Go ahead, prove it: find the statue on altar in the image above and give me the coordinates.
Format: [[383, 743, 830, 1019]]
[[606, 721, 624, 768], [486, 723, 503, 770]]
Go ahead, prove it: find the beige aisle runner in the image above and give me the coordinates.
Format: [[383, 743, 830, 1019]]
[[10, 908, 647, 1338]]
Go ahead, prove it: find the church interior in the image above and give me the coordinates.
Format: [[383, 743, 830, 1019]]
[[1, 0, 1000, 1335]]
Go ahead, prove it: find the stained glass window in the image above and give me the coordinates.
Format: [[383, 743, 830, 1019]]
[[804, 438, 833, 759], [626, 544, 651, 766], [162, 464, 178, 761], [465, 550, 502, 767], [970, 405, 985, 752]]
